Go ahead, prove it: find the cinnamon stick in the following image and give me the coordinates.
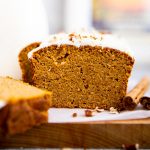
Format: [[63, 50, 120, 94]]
[[123, 77, 150, 110], [140, 96, 150, 110]]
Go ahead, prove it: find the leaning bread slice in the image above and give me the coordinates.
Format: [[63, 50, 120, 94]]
[[0, 76, 52, 134]]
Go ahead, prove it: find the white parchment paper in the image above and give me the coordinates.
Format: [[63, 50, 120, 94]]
[[48, 104, 150, 123]]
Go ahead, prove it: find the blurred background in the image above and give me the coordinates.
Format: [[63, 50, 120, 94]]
[[0, 0, 149, 88]]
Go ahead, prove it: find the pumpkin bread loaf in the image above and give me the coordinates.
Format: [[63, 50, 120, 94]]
[[0, 76, 52, 134], [19, 31, 134, 110]]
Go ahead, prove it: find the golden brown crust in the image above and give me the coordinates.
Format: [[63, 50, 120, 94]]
[[18, 42, 41, 83]]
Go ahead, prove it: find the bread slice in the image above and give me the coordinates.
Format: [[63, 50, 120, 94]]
[[18, 42, 41, 83], [19, 31, 134, 110], [0, 76, 52, 134]]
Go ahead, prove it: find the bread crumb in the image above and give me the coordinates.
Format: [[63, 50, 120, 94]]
[[94, 106, 104, 113], [85, 109, 93, 117], [72, 113, 77, 117], [109, 107, 119, 114]]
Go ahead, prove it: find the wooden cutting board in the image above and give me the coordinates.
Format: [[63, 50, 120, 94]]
[[0, 118, 150, 148]]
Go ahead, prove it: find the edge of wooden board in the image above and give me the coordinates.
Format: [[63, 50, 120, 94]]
[[0, 118, 150, 148]]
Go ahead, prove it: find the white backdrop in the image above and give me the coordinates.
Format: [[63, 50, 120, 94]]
[[0, 0, 49, 79]]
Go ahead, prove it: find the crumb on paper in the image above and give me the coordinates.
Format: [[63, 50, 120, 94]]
[[85, 109, 93, 117], [72, 113, 77, 117], [94, 106, 105, 113], [109, 107, 119, 114]]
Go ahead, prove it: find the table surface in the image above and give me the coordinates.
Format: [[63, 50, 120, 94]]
[[0, 118, 150, 149]]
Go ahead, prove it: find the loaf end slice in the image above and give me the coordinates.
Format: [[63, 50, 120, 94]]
[[0, 76, 52, 134]]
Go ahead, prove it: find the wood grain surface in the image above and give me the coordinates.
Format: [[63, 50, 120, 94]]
[[0, 118, 150, 148]]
